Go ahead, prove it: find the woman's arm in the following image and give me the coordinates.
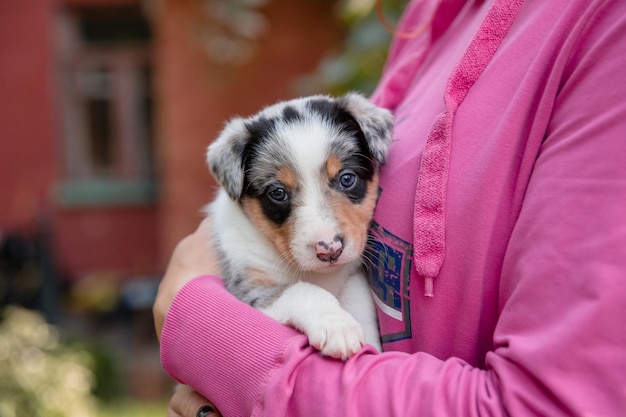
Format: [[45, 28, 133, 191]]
[[154, 218, 225, 417], [154, 217, 221, 340]]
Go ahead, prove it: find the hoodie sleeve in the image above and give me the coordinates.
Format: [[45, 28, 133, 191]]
[[160, 276, 487, 417], [162, 242, 625, 417]]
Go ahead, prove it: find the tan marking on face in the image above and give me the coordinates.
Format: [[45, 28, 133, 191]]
[[276, 166, 298, 190], [241, 196, 299, 270], [325, 156, 343, 180], [328, 173, 380, 258]]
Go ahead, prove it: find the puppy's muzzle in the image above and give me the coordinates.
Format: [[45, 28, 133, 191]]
[[314, 235, 344, 263]]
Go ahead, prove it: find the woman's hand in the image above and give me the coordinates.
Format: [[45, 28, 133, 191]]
[[153, 216, 221, 339], [168, 384, 222, 417]]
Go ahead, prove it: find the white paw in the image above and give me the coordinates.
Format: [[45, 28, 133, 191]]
[[305, 313, 365, 360]]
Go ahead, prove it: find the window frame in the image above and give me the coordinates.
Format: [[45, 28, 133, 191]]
[[55, 6, 155, 207]]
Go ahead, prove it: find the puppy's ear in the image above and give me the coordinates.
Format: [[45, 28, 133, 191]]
[[206, 117, 250, 200], [338, 93, 394, 164]]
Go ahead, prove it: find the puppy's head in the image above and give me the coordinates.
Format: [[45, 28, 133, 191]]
[[207, 93, 393, 272]]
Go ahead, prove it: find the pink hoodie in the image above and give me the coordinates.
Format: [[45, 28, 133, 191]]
[[161, 0, 626, 416]]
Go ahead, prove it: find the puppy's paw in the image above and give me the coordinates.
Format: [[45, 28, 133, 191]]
[[306, 313, 365, 360]]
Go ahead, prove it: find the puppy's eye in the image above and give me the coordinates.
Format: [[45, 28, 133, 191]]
[[339, 172, 357, 189], [268, 187, 288, 202]]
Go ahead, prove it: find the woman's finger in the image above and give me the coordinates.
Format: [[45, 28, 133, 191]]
[[167, 384, 221, 417]]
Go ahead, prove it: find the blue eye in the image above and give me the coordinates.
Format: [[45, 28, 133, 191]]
[[268, 187, 288, 202], [339, 172, 357, 189]]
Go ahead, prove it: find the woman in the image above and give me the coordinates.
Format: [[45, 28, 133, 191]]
[[154, 0, 626, 415]]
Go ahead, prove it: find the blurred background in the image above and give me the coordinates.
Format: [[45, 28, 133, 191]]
[[0, 0, 403, 415]]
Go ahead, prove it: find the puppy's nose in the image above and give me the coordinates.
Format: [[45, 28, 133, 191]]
[[314, 235, 344, 263]]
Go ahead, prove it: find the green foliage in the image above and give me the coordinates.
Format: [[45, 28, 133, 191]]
[[314, 0, 408, 95], [195, 0, 406, 94], [67, 339, 124, 401], [0, 306, 98, 417], [96, 400, 168, 417]]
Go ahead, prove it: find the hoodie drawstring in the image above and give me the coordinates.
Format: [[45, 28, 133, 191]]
[[412, 0, 526, 297]]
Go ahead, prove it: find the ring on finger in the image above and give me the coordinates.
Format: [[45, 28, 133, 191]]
[[196, 405, 215, 417]]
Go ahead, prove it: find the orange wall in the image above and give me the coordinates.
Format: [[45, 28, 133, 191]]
[[53, 207, 158, 277], [0, 0, 58, 229]]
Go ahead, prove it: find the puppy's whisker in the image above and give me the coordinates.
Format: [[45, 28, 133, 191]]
[[273, 252, 304, 284], [360, 248, 379, 275]]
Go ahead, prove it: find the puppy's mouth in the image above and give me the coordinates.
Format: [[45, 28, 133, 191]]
[[293, 259, 349, 276], [288, 241, 361, 274]]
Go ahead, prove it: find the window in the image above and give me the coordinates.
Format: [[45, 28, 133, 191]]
[[56, 4, 155, 206]]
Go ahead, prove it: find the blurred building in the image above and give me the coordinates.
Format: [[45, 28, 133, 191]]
[[0, 0, 342, 289]]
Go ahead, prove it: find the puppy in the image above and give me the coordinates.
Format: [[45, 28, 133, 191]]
[[206, 93, 393, 359]]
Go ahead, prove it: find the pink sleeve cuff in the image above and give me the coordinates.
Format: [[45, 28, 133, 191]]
[[160, 275, 308, 417]]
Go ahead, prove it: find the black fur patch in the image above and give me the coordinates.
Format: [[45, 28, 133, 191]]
[[257, 187, 291, 226], [244, 116, 278, 159], [308, 98, 376, 182], [281, 105, 302, 124], [242, 116, 277, 188], [242, 117, 293, 226]]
